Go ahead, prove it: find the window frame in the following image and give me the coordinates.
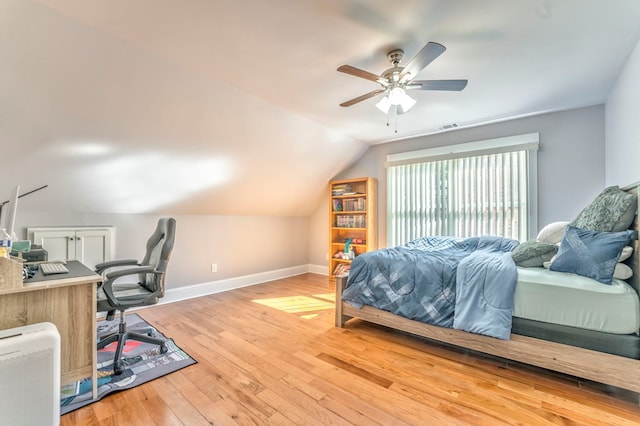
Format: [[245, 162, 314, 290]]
[[386, 133, 539, 245]]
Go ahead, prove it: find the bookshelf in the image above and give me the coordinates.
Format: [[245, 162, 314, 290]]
[[329, 177, 377, 280]]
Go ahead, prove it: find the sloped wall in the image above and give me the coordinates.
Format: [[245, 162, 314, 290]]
[[606, 37, 640, 186]]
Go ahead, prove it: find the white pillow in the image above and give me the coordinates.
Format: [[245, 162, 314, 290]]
[[614, 263, 633, 280], [537, 221, 570, 245], [619, 246, 633, 262]]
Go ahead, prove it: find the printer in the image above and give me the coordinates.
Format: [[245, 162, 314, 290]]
[[12, 243, 48, 262]]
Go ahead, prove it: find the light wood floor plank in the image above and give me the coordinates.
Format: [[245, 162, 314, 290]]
[[61, 273, 640, 425]]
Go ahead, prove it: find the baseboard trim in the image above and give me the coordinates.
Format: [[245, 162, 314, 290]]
[[308, 263, 329, 276], [161, 264, 327, 305]]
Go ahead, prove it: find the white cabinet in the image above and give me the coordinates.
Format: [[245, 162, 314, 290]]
[[28, 227, 115, 269]]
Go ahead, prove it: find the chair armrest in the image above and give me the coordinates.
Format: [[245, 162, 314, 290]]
[[100, 265, 159, 308], [95, 259, 139, 274], [105, 265, 156, 281]]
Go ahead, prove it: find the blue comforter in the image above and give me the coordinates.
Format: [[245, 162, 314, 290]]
[[342, 236, 520, 340]]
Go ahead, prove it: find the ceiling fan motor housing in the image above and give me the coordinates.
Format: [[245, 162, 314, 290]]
[[382, 49, 406, 83], [387, 49, 404, 65]]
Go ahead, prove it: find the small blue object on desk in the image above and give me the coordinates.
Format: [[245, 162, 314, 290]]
[[11, 240, 31, 252]]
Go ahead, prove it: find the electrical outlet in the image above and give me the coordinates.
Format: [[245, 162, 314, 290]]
[[211, 263, 218, 273]]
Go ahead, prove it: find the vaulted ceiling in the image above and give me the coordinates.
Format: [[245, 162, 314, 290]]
[[2, 0, 640, 216]]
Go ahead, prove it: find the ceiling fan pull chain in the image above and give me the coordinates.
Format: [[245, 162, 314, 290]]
[[394, 107, 398, 133]]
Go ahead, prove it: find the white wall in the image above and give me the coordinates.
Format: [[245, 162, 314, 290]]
[[16, 212, 309, 290], [606, 37, 640, 186], [18, 106, 607, 285], [309, 105, 606, 268]]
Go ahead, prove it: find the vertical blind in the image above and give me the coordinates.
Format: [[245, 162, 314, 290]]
[[387, 134, 537, 247]]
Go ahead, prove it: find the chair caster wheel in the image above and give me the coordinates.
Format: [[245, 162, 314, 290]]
[[160, 344, 168, 354], [114, 363, 124, 375]]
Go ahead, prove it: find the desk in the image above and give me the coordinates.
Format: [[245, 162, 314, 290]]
[[0, 260, 100, 398]]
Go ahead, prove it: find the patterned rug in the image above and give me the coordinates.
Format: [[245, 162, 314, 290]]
[[60, 313, 196, 415]]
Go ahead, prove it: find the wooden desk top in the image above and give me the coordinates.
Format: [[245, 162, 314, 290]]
[[0, 260, 101, 295]]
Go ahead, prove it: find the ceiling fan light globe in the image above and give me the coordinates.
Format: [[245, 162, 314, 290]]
[[388, 87, 406, 105], [399, 94, 417, 112], [376, 96, 391, 114]]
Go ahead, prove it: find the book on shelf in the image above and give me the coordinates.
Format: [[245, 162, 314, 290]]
[[342, 197, 366, 212], [332, 184, 352, 196], [334, 214, 366, 228], [333, 263, 351, 276], [332, 184, 351, 189], [332, 199, 343, 211]]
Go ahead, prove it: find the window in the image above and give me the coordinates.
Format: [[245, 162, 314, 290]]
[[387, 133, 538, 246]]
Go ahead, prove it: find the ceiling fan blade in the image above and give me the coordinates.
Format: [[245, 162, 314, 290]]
[[337, 65, 387, 85], [407, 79, 468, 91], [340, 89, 386, 107], [400, 42, 446, 81]]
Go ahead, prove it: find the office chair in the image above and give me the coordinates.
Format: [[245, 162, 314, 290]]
[[95, 217, 176, 375]]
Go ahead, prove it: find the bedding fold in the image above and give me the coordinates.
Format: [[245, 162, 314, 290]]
[[453, 250, 518, 339]]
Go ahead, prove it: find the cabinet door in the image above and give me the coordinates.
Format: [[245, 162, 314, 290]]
[[75, 230, 112, 270], [32, 230, 75, 262]]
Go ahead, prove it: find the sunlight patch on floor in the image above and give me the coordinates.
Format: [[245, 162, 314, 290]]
[[312, 293, 336, 303], [300, 314, 319, 320], [252, 295, 334, 315]]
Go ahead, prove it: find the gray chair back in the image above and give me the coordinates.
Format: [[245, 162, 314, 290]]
[[140, 217, 176, 297]]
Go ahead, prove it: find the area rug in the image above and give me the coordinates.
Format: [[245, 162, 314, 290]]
[[60, 313, 196, 415]]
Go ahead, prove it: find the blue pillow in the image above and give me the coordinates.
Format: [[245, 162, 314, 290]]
[[550, 225, 636, 284]]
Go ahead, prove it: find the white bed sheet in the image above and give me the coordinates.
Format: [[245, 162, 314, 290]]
[[513, 267, 640, 334]]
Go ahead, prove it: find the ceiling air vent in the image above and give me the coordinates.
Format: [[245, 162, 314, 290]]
[[437, 123, 460, 131]]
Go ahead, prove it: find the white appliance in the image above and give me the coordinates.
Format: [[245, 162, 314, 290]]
[[0, 322, 60, 426]]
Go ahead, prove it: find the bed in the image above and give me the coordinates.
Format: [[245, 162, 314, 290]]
[[335, 183, 640, 393]]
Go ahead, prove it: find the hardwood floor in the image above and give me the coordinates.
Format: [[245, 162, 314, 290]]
[[62, 273, 640, 425]]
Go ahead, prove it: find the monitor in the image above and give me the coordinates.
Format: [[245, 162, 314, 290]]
[[3, 185, 20, 240]]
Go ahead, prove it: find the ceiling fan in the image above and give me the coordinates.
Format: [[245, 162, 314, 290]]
[[337, 41, 468, 115]]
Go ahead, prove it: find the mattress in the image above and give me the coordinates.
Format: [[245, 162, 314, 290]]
[[513, 267, 640, 334]]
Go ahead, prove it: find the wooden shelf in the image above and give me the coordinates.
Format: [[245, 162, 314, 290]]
[[332, 193, 366, 198], [329, 177, 377, 280]]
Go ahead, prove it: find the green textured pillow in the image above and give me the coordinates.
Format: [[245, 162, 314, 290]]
[[511, 241, 558, 267], [571, 186, 637, 232]]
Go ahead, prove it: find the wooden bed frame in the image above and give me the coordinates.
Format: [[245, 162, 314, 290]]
[[335, 183, 640, 394]]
